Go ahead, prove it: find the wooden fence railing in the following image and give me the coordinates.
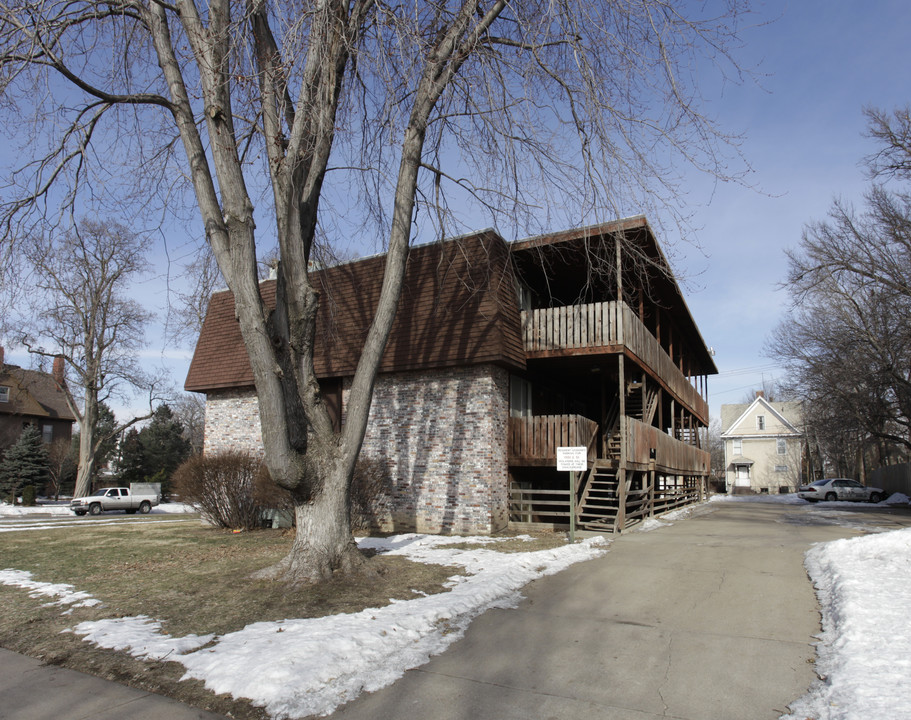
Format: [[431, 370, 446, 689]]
[[508, 486, 571, 524], [508, 476, 702, 527], [508, 414, 599, 466]]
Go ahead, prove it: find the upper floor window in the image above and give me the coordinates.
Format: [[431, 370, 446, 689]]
[[732, 438, 742, 455], [510, 375, 532, 419], [777, 438, 787, 455], [0, 386, 8, 403], [515, 281, 534, 313], [756, 415, 765, 430], [42, 424, 53, 443]]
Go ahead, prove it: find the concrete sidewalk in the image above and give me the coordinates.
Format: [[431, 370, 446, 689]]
[[327, 501, 867, 720], [0, 648, 227, 720]]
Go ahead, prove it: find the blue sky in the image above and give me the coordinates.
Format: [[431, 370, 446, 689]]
[[4, 1, 910, 424], [670, 0, 911, 417]]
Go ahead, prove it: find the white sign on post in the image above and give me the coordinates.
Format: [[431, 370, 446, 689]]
[[557, 446, 588, 472]]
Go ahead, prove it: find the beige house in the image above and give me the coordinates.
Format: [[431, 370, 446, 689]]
[[720, 394, 804, 494]]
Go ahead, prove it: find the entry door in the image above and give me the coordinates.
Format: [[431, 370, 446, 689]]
[[735, 464, 750, 487]]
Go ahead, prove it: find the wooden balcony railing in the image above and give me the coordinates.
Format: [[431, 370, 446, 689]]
[[508, 414, 598, 467], [521, 301, 707, 419], [624, 417, 710, 474]]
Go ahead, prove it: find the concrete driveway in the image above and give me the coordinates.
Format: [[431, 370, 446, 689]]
[[327, 500, 903, 720]]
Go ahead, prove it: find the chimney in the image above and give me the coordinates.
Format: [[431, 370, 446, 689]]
[[53, 355, 66, 388], [755, 390, 765, 399]]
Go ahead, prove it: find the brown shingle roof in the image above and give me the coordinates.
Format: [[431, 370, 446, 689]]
[[185, 230, 526, 393], [0, 366, 76, 421]]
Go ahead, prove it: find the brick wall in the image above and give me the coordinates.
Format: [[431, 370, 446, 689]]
[[203, 364, 510, 535], [203, 388, 263, 456]]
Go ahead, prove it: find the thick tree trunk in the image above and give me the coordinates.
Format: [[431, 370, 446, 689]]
[[252, 459, 367, 585], [73, 392, 98, 498]]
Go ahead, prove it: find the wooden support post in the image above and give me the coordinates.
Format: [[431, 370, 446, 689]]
[[616, 467, 627, 532], [648, 461, 656, 518]]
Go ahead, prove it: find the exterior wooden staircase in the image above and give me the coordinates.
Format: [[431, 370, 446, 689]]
[[576, 461, 624, 531]]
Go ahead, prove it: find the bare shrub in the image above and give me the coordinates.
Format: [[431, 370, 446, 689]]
[[172, 451, 266, 530], [173, 450, 392, 532]]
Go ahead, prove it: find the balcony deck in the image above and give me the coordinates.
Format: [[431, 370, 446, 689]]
[[521, 301, 708, 420], [508, 414, 598, 467], [625, 417, 710, 474], [507, 414, 708, 474]]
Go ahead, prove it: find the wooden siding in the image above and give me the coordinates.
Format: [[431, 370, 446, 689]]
[[625, 417, 710, 474], [521, 301, 708, 420], [508, 414, 599, 466]]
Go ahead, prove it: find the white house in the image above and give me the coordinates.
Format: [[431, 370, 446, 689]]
[[720, 393, 804, 494]]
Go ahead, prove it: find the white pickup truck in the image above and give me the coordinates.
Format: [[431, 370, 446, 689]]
[[70, 485, 161, 516]]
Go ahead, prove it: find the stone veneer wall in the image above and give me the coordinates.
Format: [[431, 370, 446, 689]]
[[203, 388, 264, 456], [352, 364, 510, 535], [202, 364, 510, 535]]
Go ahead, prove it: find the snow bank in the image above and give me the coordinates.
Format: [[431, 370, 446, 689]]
[[0, 500, 194, 517], [709, 492, 805, 504], [67, 533, 608, 719], [782, 528, 911, 720], [0, 501, 72, 517]]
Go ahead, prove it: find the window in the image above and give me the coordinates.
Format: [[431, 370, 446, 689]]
[[42, 424, 53, 443], [756, 415, 765, 430], [732, 438, 742, 455], [510, 375, 532, 418], [0, 386, 8, 403], [775, 465, 788, 473], [777, 438, 786, 455]]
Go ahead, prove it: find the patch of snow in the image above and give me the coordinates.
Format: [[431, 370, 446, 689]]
[[709, 493, 805, 504], [152, 502, 196, 514], [73, 616, 214, 661], [0, 569, 101, 609], [0, 502, 72, 517], [636, 517, 670, 532], [886, 492, 910, 506], [66, 534, 608, 719], [0, 500, 194, 518], [782, 528, 911, 720]]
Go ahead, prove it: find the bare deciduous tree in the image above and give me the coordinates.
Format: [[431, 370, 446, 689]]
[[22, 220, 159, 497], [1, 1, 752, 583], [772, 106, 911, 473]]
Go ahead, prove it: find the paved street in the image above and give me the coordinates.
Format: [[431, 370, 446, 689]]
[[326, 500, 909, 720]]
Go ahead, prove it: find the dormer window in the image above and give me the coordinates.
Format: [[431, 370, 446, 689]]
[[0, 386, 8, 403]]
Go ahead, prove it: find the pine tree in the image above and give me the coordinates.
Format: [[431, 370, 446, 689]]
[[0, 425, 50, 497], [117, 428, 146, 486], [117, 405, 191, 498]]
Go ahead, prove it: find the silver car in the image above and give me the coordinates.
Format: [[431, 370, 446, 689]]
[[797, 478, 887, 503]]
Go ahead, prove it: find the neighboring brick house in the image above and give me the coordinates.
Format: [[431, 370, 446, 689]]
[[186, 217, 717, 534], [720, 393, 805, 494], [0, 348, 76, 454]]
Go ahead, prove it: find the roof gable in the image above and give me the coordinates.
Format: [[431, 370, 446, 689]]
[[511, 215, 717, 376], [721, 396, 802, 438], [185, 231, 526, 393]]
